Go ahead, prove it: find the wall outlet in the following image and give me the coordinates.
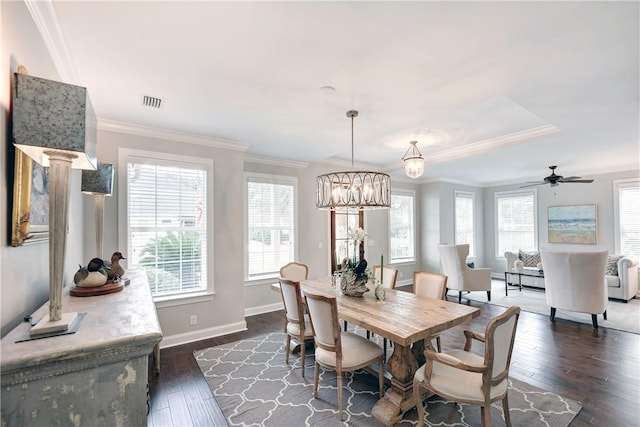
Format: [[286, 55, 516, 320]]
[[190, 315, 197, 326]]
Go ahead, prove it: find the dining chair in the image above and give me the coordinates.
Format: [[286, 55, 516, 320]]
[[279, 262, 309, 282], [373, 265, 399, 289], [413, 270, 448, 352], [437, 244, 492, 303], [279, 278, 314, 377], [413, 306, 520, 427], [304, 290, 384, 421]]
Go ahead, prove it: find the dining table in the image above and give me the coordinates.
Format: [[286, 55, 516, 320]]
[[271, 277, 481, 425]]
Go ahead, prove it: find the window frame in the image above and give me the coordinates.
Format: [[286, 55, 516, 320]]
[[613, 177, 640, 257], [244, 172, 298, 284], [454, 190, 475, 257], [494, 189, 538, 258], [118, 148, 214, 308], [389, 189, 416, 265], [330, 210, 364, 273]]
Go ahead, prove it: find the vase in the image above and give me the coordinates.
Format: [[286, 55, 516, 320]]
[[375, 284, 385, 301], [340, 271, 370, 297]]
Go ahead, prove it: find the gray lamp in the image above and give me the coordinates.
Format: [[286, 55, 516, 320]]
[[82, 163, 114, 260], [12, 72, 97, 336]]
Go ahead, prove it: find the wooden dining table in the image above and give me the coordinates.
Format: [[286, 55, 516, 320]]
[[271, 277, 480, 425]]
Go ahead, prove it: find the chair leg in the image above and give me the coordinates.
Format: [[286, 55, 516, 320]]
[[413, 377, 425, 426], [343, 320, 347, 332], [435, 336, 442, 353], [285, 335, 291, 364], [502, 394, 512, 427], [338, 369, 343, 420], [366, 330, 371, 339], [383, 338, 387, 361], [458, 291, 462, 303], [300, 338, 306, 377], [591, 314, 599, 329], [313, 361, 319, 398], [480, 405, 491, 427], [603, 310, 607, 320], [550, 307, 556, 321], [487, 290, 491, 301]]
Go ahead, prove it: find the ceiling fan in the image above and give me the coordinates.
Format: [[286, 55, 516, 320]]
[[520, 166, 594, 188]]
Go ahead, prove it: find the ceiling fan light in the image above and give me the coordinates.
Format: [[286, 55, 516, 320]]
[[402, 141, 424, 179]]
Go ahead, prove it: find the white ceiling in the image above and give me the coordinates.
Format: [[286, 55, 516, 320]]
[[42, 1, 639, 186]]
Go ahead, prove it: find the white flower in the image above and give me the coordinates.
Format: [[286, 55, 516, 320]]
[[349, 227, 367, 243]]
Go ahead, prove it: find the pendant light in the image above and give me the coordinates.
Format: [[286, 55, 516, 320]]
[[402, 140, 425, 179], [316, 110, 390, 210]]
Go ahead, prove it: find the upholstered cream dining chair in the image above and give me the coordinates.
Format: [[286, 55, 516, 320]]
[[373, 265, 399, 289], [279, 262, 309, 282], [437, 244, 492, 303], [304, 290, 384, 421], [413, 306, 520, 427], [540, 248, 608, 328], [279, 278, 314, 377], [413, 270, 448, 352]]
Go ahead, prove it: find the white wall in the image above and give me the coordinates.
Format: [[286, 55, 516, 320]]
[[483, 169, 640, 275], [1, 1, 84, 336]]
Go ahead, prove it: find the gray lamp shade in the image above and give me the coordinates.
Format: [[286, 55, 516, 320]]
[[82, 163, 114, 195], [12, 73, 97, 170]]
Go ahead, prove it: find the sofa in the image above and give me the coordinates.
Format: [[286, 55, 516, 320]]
[[505, 249, 638, 302]]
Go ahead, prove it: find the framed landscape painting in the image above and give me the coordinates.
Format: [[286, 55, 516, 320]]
[[548, 204, 597, 244]]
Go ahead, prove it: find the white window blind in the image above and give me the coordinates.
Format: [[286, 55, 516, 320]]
[[246, 174, 297, 280], [390, 192, 415, 262], [127, 161, 208, 297], [496, 190, 537, 256], [617, 181, 640, 258], [455, 191, 475, 256]]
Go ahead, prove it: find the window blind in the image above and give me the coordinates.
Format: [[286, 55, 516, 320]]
[[128, 162, 207, 296], [390, 193, 415, 262], [619, 185, 640, 258], [455, 192, 475, 256], [496, 191, 536, 255]]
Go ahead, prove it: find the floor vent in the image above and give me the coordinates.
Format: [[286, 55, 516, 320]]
[[142, 95, 163, 109]]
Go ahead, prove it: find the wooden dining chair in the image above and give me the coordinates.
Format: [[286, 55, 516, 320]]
[[279, 262, 309, 282], [279, 278, 314, 377], [304, 290, 384, 421], [373, 265, 399, 289], [413, 306, 521, 427], [413, 270, 448, 352]]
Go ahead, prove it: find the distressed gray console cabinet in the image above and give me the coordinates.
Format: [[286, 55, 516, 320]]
[[1, 269, 162, 426]]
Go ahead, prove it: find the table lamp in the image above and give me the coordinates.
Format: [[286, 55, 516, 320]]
[[81, 163, 114, 260], [12, 71, 97, 336]]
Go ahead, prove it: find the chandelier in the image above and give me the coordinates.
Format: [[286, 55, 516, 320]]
[[402, 140, 425, 179], [316, 110, 391, 210]]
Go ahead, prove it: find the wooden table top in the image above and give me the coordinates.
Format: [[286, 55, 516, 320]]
[[272, 278, 480, 347]]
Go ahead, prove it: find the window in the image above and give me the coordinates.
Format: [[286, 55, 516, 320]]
[[495, 190, 537, 257], [331, 210, 363, 272], [614, 178, 640, 258], [120, 149, 212, 300], [390, 191, 416, 263], [245, 173, 297, 281], [455, 191, 475, 256]]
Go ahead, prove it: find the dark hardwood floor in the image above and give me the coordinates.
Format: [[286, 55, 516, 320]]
[[149, 290, 640, 427]]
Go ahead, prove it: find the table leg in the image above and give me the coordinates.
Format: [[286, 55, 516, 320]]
[[505, 272, 508, 296], [371, 342, 419, 425]]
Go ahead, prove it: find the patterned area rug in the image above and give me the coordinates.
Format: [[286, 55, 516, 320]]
[[463, 280, 640, 334], [194, 332, 582, 426]]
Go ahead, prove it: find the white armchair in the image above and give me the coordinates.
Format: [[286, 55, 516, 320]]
[[438, 244, 492, 303], [540, 248, 608, 328]]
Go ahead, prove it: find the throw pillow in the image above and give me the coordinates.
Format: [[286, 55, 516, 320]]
[[519, 250, 541, 267], [606, 255, 623, 276]]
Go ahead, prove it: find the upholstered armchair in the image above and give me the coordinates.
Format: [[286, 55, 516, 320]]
[[540, 248, 608, 328], [413, 306, 521, 427], [438, 244, 492, 303]]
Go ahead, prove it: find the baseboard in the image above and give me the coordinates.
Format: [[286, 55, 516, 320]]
[[491, 272, 505, 280], [159, 320, 247, 349], [244, 302, 283, 317], [396, 278, 412, 288]]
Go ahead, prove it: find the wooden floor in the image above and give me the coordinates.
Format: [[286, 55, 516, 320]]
[[149, 290, 640, 427]]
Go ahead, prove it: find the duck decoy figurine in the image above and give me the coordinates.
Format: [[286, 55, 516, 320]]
[[74, 257, 110, 288], [107, 251, 127, 281]]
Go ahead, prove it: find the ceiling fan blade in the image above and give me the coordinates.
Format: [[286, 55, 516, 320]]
[[519, 182, 546, 188], [561, 176, 581, 181], [563, 179, 594, 183]]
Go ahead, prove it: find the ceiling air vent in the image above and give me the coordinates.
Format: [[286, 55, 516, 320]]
[[142, 95, 163, 109]]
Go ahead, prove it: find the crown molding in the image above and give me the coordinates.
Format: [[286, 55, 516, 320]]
[[243, 154, 309, 169], [98, 119, 248, 152], [25, 0, 81, 84]]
